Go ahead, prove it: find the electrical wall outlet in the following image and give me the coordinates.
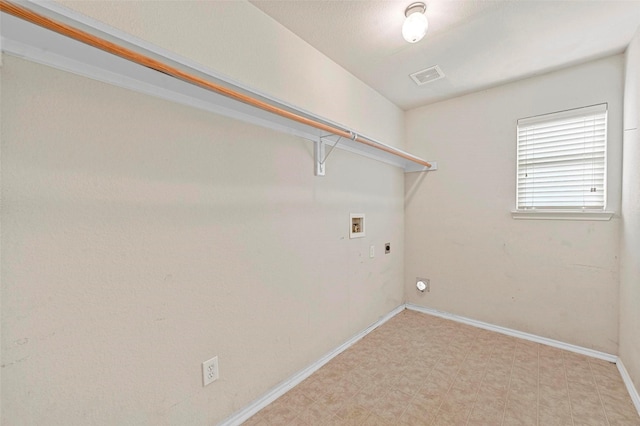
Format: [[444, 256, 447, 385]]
[[202, 356, 219, 386]]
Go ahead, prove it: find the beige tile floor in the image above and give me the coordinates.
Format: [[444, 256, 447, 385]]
[[244, 309, 640, 426]]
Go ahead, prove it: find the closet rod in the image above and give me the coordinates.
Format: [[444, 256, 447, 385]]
[[0, 0, 432, 169]]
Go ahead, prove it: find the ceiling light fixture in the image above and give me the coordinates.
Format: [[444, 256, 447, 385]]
[[402, 2, 428, 43]]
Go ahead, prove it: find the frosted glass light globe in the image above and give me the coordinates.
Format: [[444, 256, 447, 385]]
[[402, 11, 428, 43]]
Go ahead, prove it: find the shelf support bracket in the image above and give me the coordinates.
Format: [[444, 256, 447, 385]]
[[314, 138, 326, 176], [315, 135, 344, 176]]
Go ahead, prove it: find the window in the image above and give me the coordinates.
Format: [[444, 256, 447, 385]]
[[513, 104, 612, 220]]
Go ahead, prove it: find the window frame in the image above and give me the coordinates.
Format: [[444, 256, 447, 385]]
[[511, 104, 614, 221]]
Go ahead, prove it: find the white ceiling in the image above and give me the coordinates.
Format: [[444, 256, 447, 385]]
[[250, 0, 640, 111]]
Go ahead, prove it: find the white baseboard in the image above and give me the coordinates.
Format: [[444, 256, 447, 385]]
[[219, 304, 405, 426], [616, 358, 640, 415], [405, 303, 617, 362]]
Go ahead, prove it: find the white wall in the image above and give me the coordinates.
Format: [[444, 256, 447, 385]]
[[0, 51, 404, 426], [405, 55, 624, 354], [55, 0, 405, 149], [620, 26, 640, 396], [1, 2, 409, 424]]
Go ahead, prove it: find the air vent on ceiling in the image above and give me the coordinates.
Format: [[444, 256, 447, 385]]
[[410, 65, 445, 86]]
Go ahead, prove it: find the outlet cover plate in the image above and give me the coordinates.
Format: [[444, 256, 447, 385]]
[[202, 356, 219, 386]]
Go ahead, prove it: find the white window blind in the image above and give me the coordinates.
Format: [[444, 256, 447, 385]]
[[516, 104, 607, 210]]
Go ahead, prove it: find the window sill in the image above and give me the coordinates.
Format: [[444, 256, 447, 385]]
[[511, 210, 614, 221]]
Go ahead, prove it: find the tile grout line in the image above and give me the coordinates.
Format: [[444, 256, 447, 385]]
[[536, 344, 540, 426], [395, 320, 458, 425], [354, 340, 396, 425], [463, 334, 501, 426], [338, 312, 428, 422], [428, 326, 464, 425], [396, 341, 444, 425], [429, 329, 481, 424], [562, 351, 576, 426], [499, 339, 518, 426], [588, 357, 612, 426]]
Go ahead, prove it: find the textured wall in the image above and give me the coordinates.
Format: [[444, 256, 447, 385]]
[[620, 25, 640, 398], [404, 55, 624, 354], [0, 55, 404, 424]]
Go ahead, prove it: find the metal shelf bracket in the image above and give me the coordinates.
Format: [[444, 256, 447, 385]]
[[314, 137, 326, 176], [315, 134, 347, 176]]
